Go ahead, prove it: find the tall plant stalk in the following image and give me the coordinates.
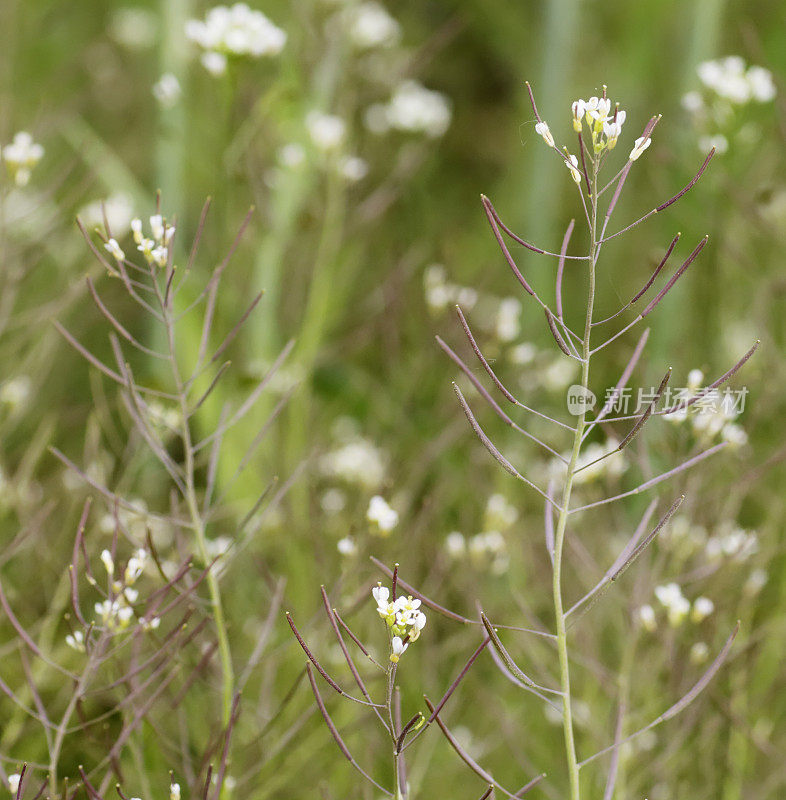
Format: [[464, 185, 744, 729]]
[[551, 158, 598, 800]]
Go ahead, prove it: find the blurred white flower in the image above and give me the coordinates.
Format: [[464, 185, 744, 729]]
[[380, 80, 452, 138], [100, 549, 115, 576], [698, 134, 728, 155], [79, 193, 135, 237], [508, 342, 537, 365], [690, 641, 709, 664], [495, 297, 522, 342], [744, 568, 767, 595], [468, 531, 509, 574], [747, 65, 777, 102], [337, 536, 357, 556], [691, 596, 715, 623], [0, 376, 32, 408], [104, 238, 125, 262], [319, 436, 386, 489], [278, 143, 306, 168], [306, 111, 346, 151], [170, 783, 181, 800], [484, 494, 518, 530], [109, 7, 158, 49], [444, 531, 466, 559], [320, 487, 346, 514], [186, 4, 286, 73], [153, 73, 182, 107], [635, 604, 657, 632], [681, 91, 704, 113], [2, 131, 44, 186], [7, 775, 21, 796], [367, 495, 398, 534], [346, 2, 400, 49], [339, 155, 369, 182], [687, 368, 704, 391], [65, 630, 86, 652], [201, 51, 228, 75], [697, 57, 776, 105], [655, 582, 690, 626]]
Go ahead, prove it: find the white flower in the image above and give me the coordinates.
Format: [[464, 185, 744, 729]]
[[744, 569, 767, 596], [495, 297, 522, 342], [319, 437, 386, 488], [141, 616, 161, 631], [104, 238, 125, 262], [346, 2, 400, 49], [79, 193, 135, 237], [691, 596, 715, 623], [690, 642, 709, 665], [699, 134, 728, 155], [306, 111, 346, 151], [687, 368, 705, 391], [636, 604, 657, 632], [100, 549, 115, 576], [337, 536, 357, 556], [3, 131, 44, 186], [629, 136, 651, 161], [383, 80, 452, 138], [153, 73, 182, 107], [565, 153, 582, 184], [170, 783, 181, 800], [602, 109, 625, 148], [485, 494, 518, 530], [124, 549, 148, 584], [390, 635, 408, 663], [534, 121, 555, 148], [372, 583, 396, 624], [696, 57, 775, 105], [571, 99, 585, 132], [339, 155, 369, 182], [186, 4, 286, 71], [721, 423, 748, 447], [654, 582, 690, 627], [586, 96, 611, 122], [278, 143, 306, 168], [66, 630, 86, 652], [367, 495, 398, 533], [747, 65, 776, 102], [0, 376, 32, 407], [681, 91, 704, 113], [7, 775, 21, 796], [444, 531, 466, 559], [201, 51, 228, 75]]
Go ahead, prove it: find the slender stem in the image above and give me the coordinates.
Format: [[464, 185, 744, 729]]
[[550, 157, 600, 800], [162, 285, 235, 727]]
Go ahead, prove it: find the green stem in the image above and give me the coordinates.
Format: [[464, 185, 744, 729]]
[[551, 158, 599, 800]]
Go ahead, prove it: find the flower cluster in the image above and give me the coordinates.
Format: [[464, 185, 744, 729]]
[[85, 548, 160, 635], [133, 214, 175, 268], [636, 584, 716, 630], [372, 583, 427, 662], [366, 80, 452, 138], [534, 91, 652, 176], [696, 57, 776, 105], [2, 131, 44, 187], [185, 3, 286, 76]]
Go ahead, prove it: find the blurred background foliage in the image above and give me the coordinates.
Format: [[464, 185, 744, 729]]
[[0, 0, 785, 798]]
